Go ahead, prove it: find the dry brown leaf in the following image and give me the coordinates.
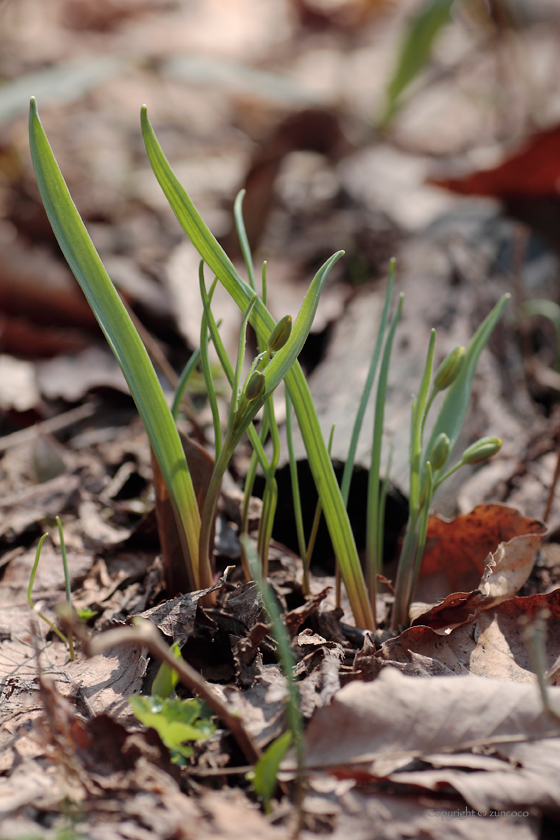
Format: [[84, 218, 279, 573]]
[[324, 787, 540, 840], [66, 643, 147, 725], [300, 667, 560, 777], [373, 589, 560, 682], [410, 505, 546, 631], [416, 505, 546, 604], [388, 734, 560, 816]]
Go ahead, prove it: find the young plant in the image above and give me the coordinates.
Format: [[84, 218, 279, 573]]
[[129, 642, 216, 765], [29, 100, 371, 623], [391, 295, 509, 630], [141, 108, 376, 628], [27, 517, 75, 659]]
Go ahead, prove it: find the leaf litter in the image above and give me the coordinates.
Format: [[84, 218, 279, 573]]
[[4, 1, 560, 838]]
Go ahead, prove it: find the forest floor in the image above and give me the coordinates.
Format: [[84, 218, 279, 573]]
[[2, 1, 560, 838]]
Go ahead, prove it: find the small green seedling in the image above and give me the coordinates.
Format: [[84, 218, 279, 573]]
[[129, 640, 216, 764], [380, 0, 454, 127], [247, 730, 293, 814], [29, 97, 508, 636], [27, 517, 75, 659], [129, 694, 215, 764], [151, 640, 182, 699]]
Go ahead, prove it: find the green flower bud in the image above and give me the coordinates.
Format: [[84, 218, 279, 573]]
[[461, 436, 502, 466], [429, 432, 450, 471], [267, 315, 292, 353], [433, 346, 465, 392], [245, 370, 266, 403]]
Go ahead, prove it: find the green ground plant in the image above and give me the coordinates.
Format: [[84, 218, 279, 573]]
[[129, 641, 216, 764], [29, 98, 507, 634], [27, 517, 76, 659]]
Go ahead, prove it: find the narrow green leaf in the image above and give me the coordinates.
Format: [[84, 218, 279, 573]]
[[380, 0, 454, 126], [171, 348, 201, 421], [248, 731, 292, 808], [341, 258, 395, 507], [366, 293, 403, 604], [29, 98, 201, 589], [423, 294, 510, 482]]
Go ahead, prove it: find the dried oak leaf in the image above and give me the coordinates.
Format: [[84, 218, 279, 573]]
[[410, 504, 545, 631], [430, 125, 560, 199], [298, 667, 560, 814], [372, 589, 560, 682]]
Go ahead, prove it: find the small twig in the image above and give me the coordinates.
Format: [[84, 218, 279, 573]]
[[85, 618, 261, 766]]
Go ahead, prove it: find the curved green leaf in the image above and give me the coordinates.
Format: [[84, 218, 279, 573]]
[[29, 98, 201, 589]]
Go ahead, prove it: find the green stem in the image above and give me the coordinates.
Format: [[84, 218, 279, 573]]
[[340, 259, 395, 507], [366, 294, 403, 615], [171, 348, 201, 422], [56, 516, 75, 660], [27, 533, 72, 648]]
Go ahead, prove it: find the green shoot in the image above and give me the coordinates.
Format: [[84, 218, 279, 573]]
[[380, 0, 455, 128], [141, 105, 374, 630], [391, 295, 510, 630], [242, 534, 305, 819], [129, 695, 215, 764], [366, 293, 404, 616], [286, 391, 307, 565], [234, 189, 256, 291], [247, 730, 293, 814], [27, 531, 75, 658], [151, 641, 182, 699], [130, 639, 215, 765], [340, 258, 396, 507], [171, 347, 201, 421]]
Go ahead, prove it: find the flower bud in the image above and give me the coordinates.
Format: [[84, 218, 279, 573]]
[[461, 436, 502, 466], [245, 370, 266, 403], [429, 432, 450, 471], [267, 315, 292, 353], [433, 346, 465, 392]]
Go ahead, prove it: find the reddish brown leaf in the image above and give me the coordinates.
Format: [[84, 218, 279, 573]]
[[416, 504, 545, 605], [373, 589, 560, 683], [430, 125, 560, 199], [0, 313, 88, 358]]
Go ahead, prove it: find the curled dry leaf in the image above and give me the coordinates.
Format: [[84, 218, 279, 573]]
[[372, 588, 560, 683], [298, 668, 560, 813], [410, 504, 546, 631]]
